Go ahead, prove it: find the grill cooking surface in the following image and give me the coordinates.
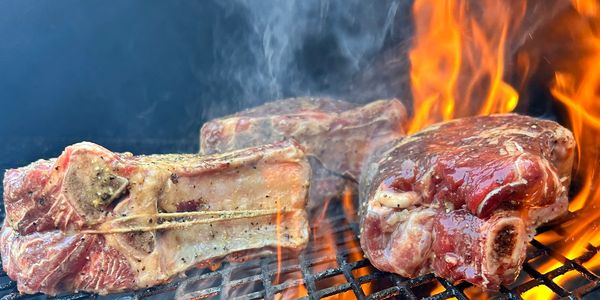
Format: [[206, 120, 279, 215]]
[[0, 139, 599, 300], [1, 197, 599, 300]]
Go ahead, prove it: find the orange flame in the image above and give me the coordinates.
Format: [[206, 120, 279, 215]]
[[311, 187, 374, 298], [409, 0, 599, 298], [320, 187, 371, 299], [342, 187, 372, 296], [408, 0, 523, 133], [283, 187, 369, 299], [276, 0, 599, 298], [275, 190, 283, 286], [548, 0, 600, 266], [522, 1, 600, 298]]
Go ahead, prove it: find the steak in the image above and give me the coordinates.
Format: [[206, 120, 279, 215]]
[[359, 114, 575, 289], [1, 140, 310, 295], [200, 97, 408, 208]]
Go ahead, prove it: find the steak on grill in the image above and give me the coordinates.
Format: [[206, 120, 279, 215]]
[[1, 140, 310, 295], [200, 97, 407, 208], [359, 114, 575, 289]]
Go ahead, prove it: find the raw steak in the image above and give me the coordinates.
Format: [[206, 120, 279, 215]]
[[359, 114, 575, 289], [1, 140, 310, 295], [200, 97, 407, 207]]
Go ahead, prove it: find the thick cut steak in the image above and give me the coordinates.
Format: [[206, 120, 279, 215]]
[[200, 97, 407, 207], [359, 114, 575, 289], [1, 140, 310, 295]]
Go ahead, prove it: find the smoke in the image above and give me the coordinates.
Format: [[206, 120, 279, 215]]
[[199, 0, 412, 120], [194, 0, 572, 122]]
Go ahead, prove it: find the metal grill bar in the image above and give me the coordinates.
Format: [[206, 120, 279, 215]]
[[1, 197, 600, 299]]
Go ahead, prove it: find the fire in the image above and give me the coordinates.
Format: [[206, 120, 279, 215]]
[[341, 187, 372, 296], [281, 187, 370, 299], [408, 0, 523, 133], [342, 186, 357, 224], [409, 0, 600, 298], [275, 0, 600, 298], [275, 187, 284, 286], [547, 0, 600, 271], [520, 0, 600, 298], [318, 187, 371, 299]]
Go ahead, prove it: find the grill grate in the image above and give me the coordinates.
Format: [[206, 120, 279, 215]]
[[0, 193, 599, 299]]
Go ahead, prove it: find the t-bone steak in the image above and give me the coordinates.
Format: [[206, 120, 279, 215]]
[[200, 97, 408, 208], [1, 140, 310, 295]]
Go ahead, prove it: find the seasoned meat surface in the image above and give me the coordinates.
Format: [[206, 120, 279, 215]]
[[359, 114, 575, 289], [200, 97, 408, 207], [1, 140, 310, 295]]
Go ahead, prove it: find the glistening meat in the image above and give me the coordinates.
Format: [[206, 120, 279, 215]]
[[359, 114, 575, 289], [200, 97, 408, 208], [0, 140, 310, 295]]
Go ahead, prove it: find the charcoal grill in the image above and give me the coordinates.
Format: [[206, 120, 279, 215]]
[[0, 146, 599, 300]]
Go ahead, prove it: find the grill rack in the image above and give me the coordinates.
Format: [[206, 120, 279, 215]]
[[0, 191, 599, 299]]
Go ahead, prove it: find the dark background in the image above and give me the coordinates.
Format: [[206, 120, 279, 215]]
[[0, 0, 570, 172], [0, 0, 414, 171]]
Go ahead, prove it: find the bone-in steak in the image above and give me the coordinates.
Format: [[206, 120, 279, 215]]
[[359, 114, 575, 289], [200, 97, 407, 207], [1, 140, 310, 295]]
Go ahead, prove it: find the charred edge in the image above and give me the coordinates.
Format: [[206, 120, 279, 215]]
[[170, 173, 179, 184], [493, 225, 517, 260]]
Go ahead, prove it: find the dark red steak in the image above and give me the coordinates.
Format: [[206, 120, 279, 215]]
[[359, 114, 575, 289]]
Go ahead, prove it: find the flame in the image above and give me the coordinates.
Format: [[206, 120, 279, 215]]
[[409, 0, 600, 298], [275, 187, 284, 286], [548, 0, 600, 264], [522, 1, 600, 298], [521, 285, 556, 300], [276, 186, 371, 299], [341, 187, 372, 296], [572, 0, 600, 16], [430, 283, 445, 296], [276, 284, 308, 300], [320, 187, 372, 299], [463, 286, 492, 300], [342, 186, 357, 224], [409, 0, 600, 297], [408, 0, 529, 298], [583, 252, 600, 276], [282, 187, 369, 299], [408, 0, 523, 133], [274, 0, 599, 298]]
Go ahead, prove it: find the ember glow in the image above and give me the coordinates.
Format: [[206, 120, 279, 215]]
[[282, 187, 371, 299], [341, 187, 373, 297]]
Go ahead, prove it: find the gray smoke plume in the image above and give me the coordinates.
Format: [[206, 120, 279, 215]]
[[199, 0, 413, 120], [194, 0, 572, 121]]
